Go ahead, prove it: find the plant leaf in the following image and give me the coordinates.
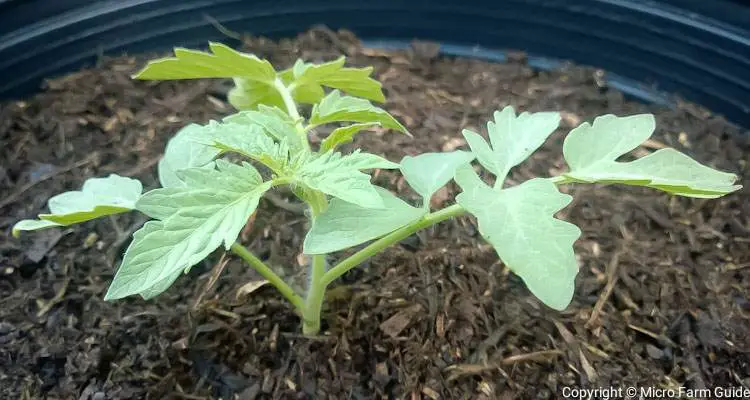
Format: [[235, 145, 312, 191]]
[[338, 150, 400, 170], [106, 160, 272, 300], [304, 187, 426, 254], [462, 106, 560, 183], [400, 150, 475, 204], [137, 159, 264, 220], [280, 57, 386, 103], [196, 120, 291, 174], [277, 58, 340, 105], [12, 219, 63, 235], [228, 77, 286, 111], [133, 42, 276, 82], [317, 66, 385, 103], [296, 150, 397, 208], [13, 175, 142, 237], [222, 106, 301, 146], [321, 122, 381, 152], [309, 90, 408, 135], [159, 124, 222, 188], [563, 114, 741, 198], [455, 166, 581, 310]]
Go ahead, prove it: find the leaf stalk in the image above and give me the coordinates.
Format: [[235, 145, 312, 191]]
[[230, 242, 305, 311], [321, 204, 467, 286]]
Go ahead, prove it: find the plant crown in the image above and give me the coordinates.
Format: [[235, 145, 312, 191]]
[[13, 42, 742, 334]]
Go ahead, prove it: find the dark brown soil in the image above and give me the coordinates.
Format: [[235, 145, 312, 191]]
[[1, 27, 749, 399]]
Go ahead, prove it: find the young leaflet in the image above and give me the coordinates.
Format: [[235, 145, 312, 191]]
[[13, 43, 742, 335]]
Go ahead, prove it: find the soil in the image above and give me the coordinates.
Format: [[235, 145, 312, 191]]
[[1, 27, 749, 400]]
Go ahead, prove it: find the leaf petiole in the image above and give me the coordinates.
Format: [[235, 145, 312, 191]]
[[319, 174, 575, 287], [229, 242, 305, 311], [320, 203, 467, 286]]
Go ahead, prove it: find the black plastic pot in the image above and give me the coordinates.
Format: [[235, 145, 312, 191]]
[[1, 0, 748, 127]]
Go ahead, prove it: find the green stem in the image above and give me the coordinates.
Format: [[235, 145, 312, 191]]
[[230, 242, 305, 311], [274, 78, 300, 121], [301, 188, 329, 334], [548, 175, 575, 184], [303, 254, 327, 334], [321, 204, 467, 286], [273, 78, 309, 151]]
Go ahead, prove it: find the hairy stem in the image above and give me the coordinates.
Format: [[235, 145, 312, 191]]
[[301, 189, 330, 334], [321, 204, 467, 286], [273, 76, 331, 335], [274, 78, 301, 121], [273, 78, 309, 150], [230, 242, 305, 311], [303, 254, 327, 334]]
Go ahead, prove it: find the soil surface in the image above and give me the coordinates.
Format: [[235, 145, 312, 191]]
[[1, 28, 749, 399]]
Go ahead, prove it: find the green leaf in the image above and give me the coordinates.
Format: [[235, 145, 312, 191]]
[[336, 150, 400, 170], [222, 106, 301, 146], [400, 150, 475, 204], [309, 90, 408, 135], [195, 120, 291, 174], [454, 166, 581, 310], [281, 57, 386, 103], [133, 42, 276, 82], [105, 220, 197, 300], [13, 175, 142, 237], [563, 114, 741, 198], [12, 219, 63, 236], [277, 59, 338, 105], [159, 124, 222, 188], [296, 150, 397, 208], [106, 160, 272, 300], [321, 122, 381, 152], [137, 159, 264, 220], [462, 106, 560, 183], [228, 77, 285, 111], [131, 42, 284, 111], [304, 187, 426, 254]]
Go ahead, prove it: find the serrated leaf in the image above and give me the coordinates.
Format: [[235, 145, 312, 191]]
[[309, 90, 408, 135], [228, 77, 286, 111], [137, 159, 263, 220], [106, 160, 272, 300], [133, 42, 276, 82], [13, 175, 142, 237], [138, 267, 184, 300], [314, 64, 385, 103], [297, 150, 397, 208], [222, 106, 301, 146], [462, 106, 560, 183], [304, 187, 426, 254], [400, 150, 475, 204], [563, 114, 741, 198], [455, 166, 581, 310], [321, 122, 381, 152], [280, 57, 385, 104], [279, 58, 341, 104], [159, 124, 222, 188], [194, 120, 291, 173]]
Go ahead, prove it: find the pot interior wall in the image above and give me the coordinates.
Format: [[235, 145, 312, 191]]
[[0, 0, 748, 127]]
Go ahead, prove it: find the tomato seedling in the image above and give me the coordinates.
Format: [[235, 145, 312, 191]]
[[14, 43, 742, 334]]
